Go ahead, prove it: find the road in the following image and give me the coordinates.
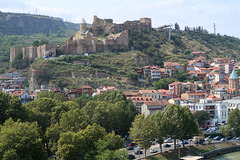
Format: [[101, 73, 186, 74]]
[[126, 139, 240, 159]]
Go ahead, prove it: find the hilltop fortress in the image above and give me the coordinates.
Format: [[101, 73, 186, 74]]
[[10, 16, 152, 62]]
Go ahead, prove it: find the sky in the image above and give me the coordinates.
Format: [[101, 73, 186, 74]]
[[1, 0, 240, 38]]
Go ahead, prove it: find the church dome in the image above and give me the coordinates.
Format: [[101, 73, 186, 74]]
[[229, 69, 239, 79]]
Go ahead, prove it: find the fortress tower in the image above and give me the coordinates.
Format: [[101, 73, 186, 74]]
[[229, 69, 239, 89], [80, 17, 87, 33]]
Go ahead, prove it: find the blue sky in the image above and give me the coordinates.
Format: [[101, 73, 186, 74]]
[[1, 0, 240, 38]]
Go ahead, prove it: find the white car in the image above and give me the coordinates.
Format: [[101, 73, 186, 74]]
[[150, 148, 158, 153], [164, 138, 172, 143]]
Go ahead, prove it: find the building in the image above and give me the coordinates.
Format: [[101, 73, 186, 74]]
[[211, 87, 230, 100], [141, 99, 169, 116], [181, 92, 208, 102], [223, 97, 240, 112], [181, 99, 228, 125], [127, 96, 155, 112], [68, 86, 92, 99], [228, 69, 239, 89], [139, 90, 162, 100], [169, 82, 182, 97], [92, 86, 118, 96]]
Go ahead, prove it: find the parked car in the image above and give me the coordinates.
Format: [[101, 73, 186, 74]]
[[134, 150, 143, 155], [128, 142, 136, 146], [164, 138, 172, 143], [126, 146, 134, 150], [227, 136, 233, 140], [150, 148, 158, 153], [163, 144, 171, 148], [236, 137, 240, 140], [181, 140, 189, 144], [176, 143, 181, 147], [128, 154, 135, 159], [213, 136, 222, 140], [220, 138, 226, 142], [137, 146, 143, 150]]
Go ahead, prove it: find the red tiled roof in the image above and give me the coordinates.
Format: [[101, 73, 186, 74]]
[[144, 101, 161, 106], [123, 91, 141, 96], [206, 94, 221, 100], [157, 99, 170, 106], [183, 92, 207, 95], [139, 90, 159, 93], [169, 82, 182, 85], [128, 97, 154, 102], [80, 86, 92, 89]]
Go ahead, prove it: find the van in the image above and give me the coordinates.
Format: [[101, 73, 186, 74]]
[[192, 136, 205, 144]]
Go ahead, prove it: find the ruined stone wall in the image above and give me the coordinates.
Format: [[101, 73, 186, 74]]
[[90, 16, 152, 36]]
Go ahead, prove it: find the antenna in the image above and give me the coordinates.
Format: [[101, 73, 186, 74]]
[[36, 8, 38, 15], [213, 23, 216, 35]]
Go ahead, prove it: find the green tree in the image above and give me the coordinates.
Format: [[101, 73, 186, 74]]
[[179, 107, 200, 148], [193, 110, 210, 126], [226, 108, 240, 137], [130, 114, 156, 158], [60, 108, 91, 132], [153, 78, 179, 90], [97, 90, 126, 104], [82, 101, 113, 132], [57, 123, 106, 159], [96, 131, 124, 153], [32, 40, 40, 46], [36, 91, 67, 102], [0, 92, 26, 124], [150, 111, 165, 153], [25, 98, 60, 134], [0, 118, 46, 160], [220, 125, 231, 138], [175, 23, 180, 30]]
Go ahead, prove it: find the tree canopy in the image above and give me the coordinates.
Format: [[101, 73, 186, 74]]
[[193, 110, 210, 126], [0, 118, 46, 160]]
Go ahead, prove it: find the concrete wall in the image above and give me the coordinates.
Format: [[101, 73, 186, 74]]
[[203, 145, 240, 158]]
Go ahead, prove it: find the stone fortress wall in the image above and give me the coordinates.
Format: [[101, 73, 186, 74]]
[[10, 16, 152, 62]]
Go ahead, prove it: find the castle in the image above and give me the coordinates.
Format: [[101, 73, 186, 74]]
[[10, 16, 152, 62]]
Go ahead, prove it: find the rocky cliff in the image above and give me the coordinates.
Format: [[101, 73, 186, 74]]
[[0, 11, 78, 35]]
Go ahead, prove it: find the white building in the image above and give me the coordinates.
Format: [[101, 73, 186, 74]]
[[223, 97, 240, 112], [181, 99, 228, 125]]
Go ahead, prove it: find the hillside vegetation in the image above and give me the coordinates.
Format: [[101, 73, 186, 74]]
[[2, 12, 240, 89]]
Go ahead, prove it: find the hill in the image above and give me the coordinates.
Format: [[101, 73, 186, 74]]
[[0, 11, 79, 70], [2, 12, 240, 89]]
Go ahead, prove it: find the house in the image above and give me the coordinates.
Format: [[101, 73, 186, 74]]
[[226, 88, 240, 99], [141, 99, 169, 116], [164, 62, 184, 77], [9, 91, 32, 104], [192, 51, 206, 57], [139, 90, 162, 100], [92, 86, 118, 96], [169, 82, 182, 97], [211, 87, 230, 100], [187, 70, 206, 79], [127, 96, 155, 112], [181, 92, 208, 102], [68, 86, 92, 99], [168, 98, 181, 105], [158, 89, 175, 100]]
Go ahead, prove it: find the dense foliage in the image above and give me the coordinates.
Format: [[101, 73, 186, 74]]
[[0, 91, 137, 159]]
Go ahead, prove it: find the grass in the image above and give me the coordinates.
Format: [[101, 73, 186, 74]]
[[144, 142, 240, 160]]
